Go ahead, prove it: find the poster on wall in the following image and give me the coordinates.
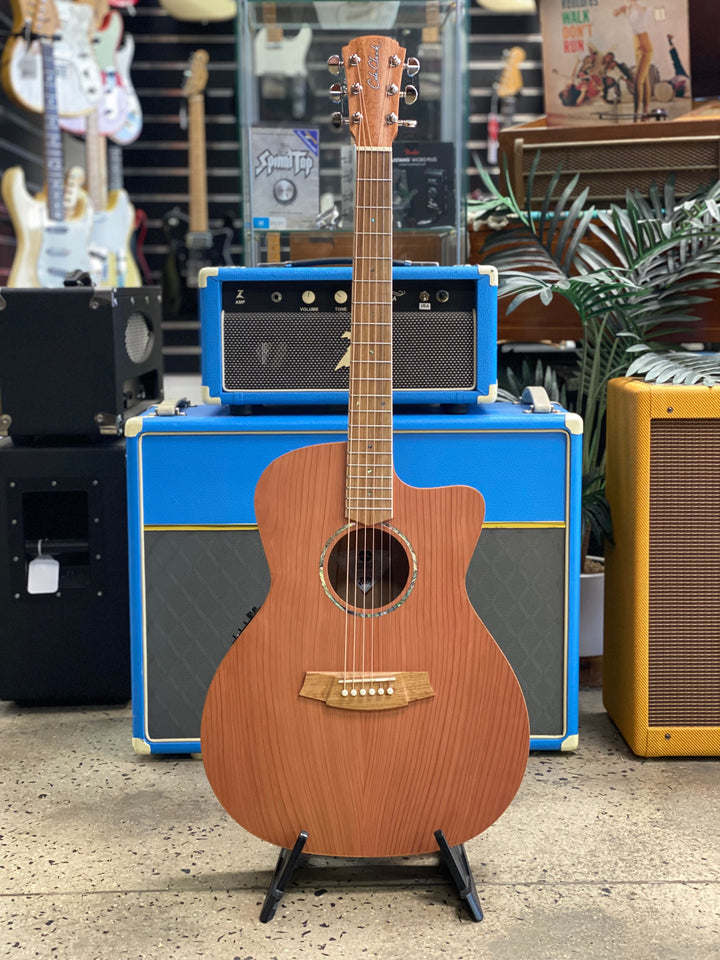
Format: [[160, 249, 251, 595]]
[[250, 128, 320, 230], [538, 0, 692, 126]]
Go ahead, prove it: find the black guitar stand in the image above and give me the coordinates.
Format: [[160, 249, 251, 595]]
[[259, 828, 483, 923]]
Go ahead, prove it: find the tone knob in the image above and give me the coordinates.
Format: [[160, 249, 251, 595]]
[[301, 290, 316, 305], [334, 289, 348, 304]]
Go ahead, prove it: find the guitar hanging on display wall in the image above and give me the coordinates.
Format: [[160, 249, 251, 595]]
[[1, 0, 93, 287], [0, 0, 103, 118], [162, 50, 233, 320], [201, 36, 529, 868], [84, 107, 141, 287]]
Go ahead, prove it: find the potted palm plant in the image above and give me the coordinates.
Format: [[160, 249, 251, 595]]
[[470, 157, 720, 659], [472, 155, 720, 566]]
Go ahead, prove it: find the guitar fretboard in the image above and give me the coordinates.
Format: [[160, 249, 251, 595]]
[[346, 146, 394, 524], [40, 39, 64, 223], [187, 94, 209, 234]]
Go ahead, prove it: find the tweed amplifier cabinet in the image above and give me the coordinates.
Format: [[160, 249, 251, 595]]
[[0, 438, 130, 703], [198, 264, 498, 406], [0, 287, 163, 440], [126, 400, 581, 754], [604, 378, 720, 757]]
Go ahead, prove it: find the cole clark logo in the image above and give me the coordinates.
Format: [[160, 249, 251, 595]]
[[367, 41, 381, 90], [254, 149, 315, 179]]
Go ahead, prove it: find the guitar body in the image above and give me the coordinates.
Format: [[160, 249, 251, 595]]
[[1, 0, 102, 116], [201, 441, 530, 858], [89, 189, 141, 288], [109, 35, 143, 146], [60, 11, 128, 137], [1, 166, 93, 287], [161, 209, 233, 318]]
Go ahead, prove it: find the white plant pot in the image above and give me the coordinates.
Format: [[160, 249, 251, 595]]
[[579, 557, 605, 658]]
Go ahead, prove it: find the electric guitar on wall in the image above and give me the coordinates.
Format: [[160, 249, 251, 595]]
[[84, 108, 140, 287], [1, 0, 93, 287], [60, 8, 129, 138], [201, 36, 529, 866], [0, 0, 103, 117], [162, 50, 233, 320]]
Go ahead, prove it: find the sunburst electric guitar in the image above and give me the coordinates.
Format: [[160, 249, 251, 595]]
[[201, 36, 529, 863], [1, 0, 93, 287]]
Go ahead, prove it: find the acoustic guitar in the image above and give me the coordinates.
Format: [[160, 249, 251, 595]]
[[201, 36, 529, 860]]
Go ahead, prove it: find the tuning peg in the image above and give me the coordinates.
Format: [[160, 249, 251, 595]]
[[329, 82, 344, 103], [405, 57, 420, 77], [327, 54, 342, 75], [402, 85, 418, 105], [331, 112, 345, 128], [397, 119, 418, 128]]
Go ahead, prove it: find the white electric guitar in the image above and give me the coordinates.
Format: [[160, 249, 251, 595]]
[[1, 0, 103, 117], [84, 109, 141, 287], [60, 9, 129, 137], [1, 0, 93, 287]]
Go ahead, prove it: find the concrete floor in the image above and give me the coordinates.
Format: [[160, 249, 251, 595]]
[[1, 687, 719, 960]]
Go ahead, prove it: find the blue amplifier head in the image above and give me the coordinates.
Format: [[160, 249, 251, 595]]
[[198, 263, 498, 407]]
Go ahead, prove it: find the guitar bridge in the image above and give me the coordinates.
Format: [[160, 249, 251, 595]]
[[299, 671, 434, 711]]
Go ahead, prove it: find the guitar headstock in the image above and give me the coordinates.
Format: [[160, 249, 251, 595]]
[[30, 0, 61, 39], [328, 35, 420, 148], [182, 49, 210, 99]]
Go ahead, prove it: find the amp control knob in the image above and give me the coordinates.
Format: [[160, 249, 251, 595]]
[[334, 289, 348, 305], [301, 290, 316, 305]]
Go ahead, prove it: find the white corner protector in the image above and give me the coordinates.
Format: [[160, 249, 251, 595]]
[[561, 734, 579, 752], [198, 266, 219, 288], [564, 412, 583, 435], [124, 416, 144, 439], [201, 385, 222, 405], [132, 737, 152, 755]]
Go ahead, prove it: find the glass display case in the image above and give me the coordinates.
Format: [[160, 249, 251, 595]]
[[235, 0, 469, 265]]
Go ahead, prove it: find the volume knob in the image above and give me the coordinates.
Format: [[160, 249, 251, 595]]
[[301, 290, 316, 305]]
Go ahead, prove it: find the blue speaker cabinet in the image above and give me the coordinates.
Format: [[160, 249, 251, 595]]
[[126, 401, 581, 754], [198, 264, 498, 407]]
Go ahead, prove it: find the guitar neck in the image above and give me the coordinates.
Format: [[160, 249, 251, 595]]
[[40, 39, 65, 222], [84, 109, 108, 212], [346, 146, 394, 525], [187, 93, 209, 235]]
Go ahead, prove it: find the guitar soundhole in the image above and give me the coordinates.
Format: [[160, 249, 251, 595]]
[[322, 524, 415, 616]]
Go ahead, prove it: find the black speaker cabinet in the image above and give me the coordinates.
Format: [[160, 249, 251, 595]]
[[0, 438, 131, 703], [0, 287, 164, 440]]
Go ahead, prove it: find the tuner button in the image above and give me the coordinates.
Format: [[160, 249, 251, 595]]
[[327, 54, 341, 74], [301, 290, 316, 305], [329, 82, 344, 103], [402, 84, 418, 105], [331, 112, 346, 128], [405, 57, 420, 77]]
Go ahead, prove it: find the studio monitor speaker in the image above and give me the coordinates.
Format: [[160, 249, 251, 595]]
[[604, 378, 720, 756]]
